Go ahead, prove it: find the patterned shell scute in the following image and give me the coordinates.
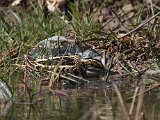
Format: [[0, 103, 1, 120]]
[[29, 36, 80, 59]]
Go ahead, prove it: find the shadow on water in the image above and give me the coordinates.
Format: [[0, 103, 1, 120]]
[[0, 89, 109, 120], [1, 83, 160, 120]]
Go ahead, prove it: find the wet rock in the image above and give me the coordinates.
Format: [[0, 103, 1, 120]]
[[0, 79, 12, 103]]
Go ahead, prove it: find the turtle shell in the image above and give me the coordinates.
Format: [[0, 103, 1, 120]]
[[28, 36, 82, 60]]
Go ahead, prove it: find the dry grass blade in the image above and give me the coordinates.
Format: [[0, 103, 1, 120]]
[[119, 11, 160, 38], [129, 87, 139, 115], [112, 81, 132, 120], [134, 78, 146, 120], [145, 0, 154, 16], [66, 73, 90, 83], [127, 83, 160, 101], [110, 8, 129, 32], [117, 59, 135, 77], [49, 61, 62, 89]]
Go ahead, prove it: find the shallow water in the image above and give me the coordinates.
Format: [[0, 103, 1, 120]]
[[0, 84, 160, 120], [0, 88, 123, 120]]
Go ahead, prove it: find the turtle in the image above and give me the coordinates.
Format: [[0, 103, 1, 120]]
[[27, 36, 108, 87]]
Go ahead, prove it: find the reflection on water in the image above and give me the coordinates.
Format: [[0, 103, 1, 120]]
[[0, 102, 12, 117], [0, 88, 160, 120], [143, 94, 160, 120]]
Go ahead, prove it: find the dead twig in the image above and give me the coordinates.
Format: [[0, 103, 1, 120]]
[[135, 78, 146, 120], [119, 11, 160, 38], [127, 83, 160, 101], [112, 81, 132, 120], [129, 87, 139, 115]]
